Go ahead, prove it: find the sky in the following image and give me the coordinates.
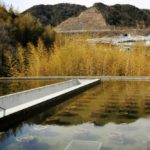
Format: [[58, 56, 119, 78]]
[[2, 0, 150, 12]]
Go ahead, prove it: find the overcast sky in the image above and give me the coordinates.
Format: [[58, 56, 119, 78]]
[[3, 0, 150, 12]]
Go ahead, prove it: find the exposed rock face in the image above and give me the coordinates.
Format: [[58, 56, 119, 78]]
[[56, 7, 108, 31]]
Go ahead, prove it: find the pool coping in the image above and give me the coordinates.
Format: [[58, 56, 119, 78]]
[[0, 76, 150, 81]]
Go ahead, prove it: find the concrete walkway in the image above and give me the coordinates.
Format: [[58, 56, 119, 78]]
[[0, 79, 100, 119]]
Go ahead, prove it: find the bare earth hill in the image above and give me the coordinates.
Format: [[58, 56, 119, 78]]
[[56, 7, 108, 31]]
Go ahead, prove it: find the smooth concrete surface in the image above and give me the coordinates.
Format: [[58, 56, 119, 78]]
[[0, 80, 80, 109], [0, 79, 99, 119], [0, 108, 4, 118]]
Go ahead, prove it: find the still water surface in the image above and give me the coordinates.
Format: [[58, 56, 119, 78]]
[[0, 81, 150, 150]]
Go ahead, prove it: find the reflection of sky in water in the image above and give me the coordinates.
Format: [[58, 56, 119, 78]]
[[1, 119, 150, 150], [0, 81, 150, 150]]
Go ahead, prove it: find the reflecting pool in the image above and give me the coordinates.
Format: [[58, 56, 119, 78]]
[[0, 81, 150, 150]]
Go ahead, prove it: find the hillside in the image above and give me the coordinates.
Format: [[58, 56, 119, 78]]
[[0, 3, 149, 77], [24, 3, 87, 26], [55, 3, 150, 31], [56, 7, 108, 31], [94, 3, 150, 27]]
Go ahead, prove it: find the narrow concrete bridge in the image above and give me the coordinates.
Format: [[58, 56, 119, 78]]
[[0, 79, 100, 119]]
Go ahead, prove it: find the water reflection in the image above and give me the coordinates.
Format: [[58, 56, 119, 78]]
[[41, 81, 150, 126], [0, 80, 61, 96], [0, 81, 150, 150]]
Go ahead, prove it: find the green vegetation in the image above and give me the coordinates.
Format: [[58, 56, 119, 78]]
[[0, 4, 149, 77], [0, 4, 56, 76], [24, 2, 150, 28], [24, 3, 87, 26], [94, 3, 150, 27]]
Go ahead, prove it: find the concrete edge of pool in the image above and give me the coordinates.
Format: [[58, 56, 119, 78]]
[[0, 76, 150, 81], [0, 79, 100, 119]]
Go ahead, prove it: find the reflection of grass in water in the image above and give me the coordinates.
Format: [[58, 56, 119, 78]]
[[99, 113, 109, 118], [46, 117, 71, 125], [90, 86, 144, 124], [58, 111, 78, 117], [67, 106, 84, 111], [46, 115, 84, 125], [94, 98, 139, 120], [91, 111, 101, 118], [0, 80, 61, 96], [79, 101, 91, 105], [74, 103, 88, 108], [39, 81, 150, 126], [144, 98, 150, 114]]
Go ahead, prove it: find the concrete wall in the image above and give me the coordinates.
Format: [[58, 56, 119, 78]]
[[0, 108, 4, 118]]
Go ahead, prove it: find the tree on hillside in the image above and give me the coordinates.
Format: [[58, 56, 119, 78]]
[[0, 3, 57, 77], [14, 13, 43, 46], [24, 3, 87, 26], [42, 25, 56, 48]]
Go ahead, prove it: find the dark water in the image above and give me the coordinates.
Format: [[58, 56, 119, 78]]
[[0, 80, 61, 96], [0, 81, 150, 150]]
